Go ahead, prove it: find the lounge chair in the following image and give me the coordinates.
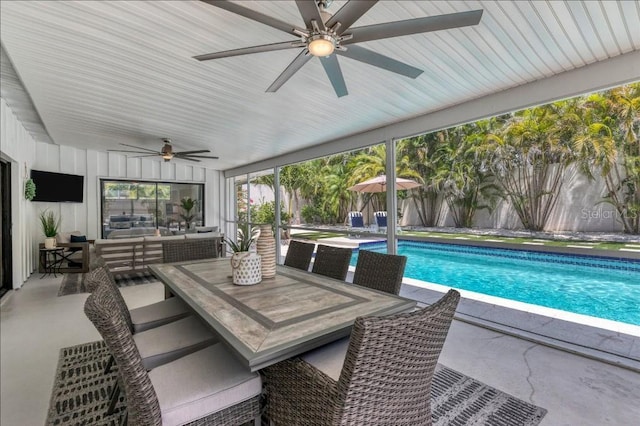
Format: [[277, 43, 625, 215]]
[[374, 211, 387, 228]]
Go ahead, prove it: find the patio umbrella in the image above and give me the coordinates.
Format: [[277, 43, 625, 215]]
[[348, 175, 421, 193]]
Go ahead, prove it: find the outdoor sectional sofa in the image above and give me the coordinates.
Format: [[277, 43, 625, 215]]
[[94, 233, 224, 275]]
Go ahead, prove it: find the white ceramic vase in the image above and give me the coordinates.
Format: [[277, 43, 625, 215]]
[[230, 251, 262, 285], [256, 224, 276, 279], [44, 237, 57, 249]]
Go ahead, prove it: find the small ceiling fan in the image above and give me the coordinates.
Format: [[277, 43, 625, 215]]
[[108, 139, 219, 162], [195, 0, 483, 97]]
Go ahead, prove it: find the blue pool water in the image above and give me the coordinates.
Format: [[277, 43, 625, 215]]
[[352, 241, 640, 326]]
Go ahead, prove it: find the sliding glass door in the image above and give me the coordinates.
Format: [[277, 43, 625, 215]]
[[100, 179, 204, 239]]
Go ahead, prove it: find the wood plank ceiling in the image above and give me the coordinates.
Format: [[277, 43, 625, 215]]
[[1, 1, 639, 170]]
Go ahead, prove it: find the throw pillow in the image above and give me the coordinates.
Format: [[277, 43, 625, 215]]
[[69, 235, 88, 252]]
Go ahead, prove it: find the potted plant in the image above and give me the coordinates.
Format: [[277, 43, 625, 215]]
[[179, 197, 197, 230], [39, 209, 61, 249], [226, 225, 262, 285]]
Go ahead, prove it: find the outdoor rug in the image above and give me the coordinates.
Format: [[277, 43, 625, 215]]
[[47, 341, 547, 426], [57, 272, 158, 296]]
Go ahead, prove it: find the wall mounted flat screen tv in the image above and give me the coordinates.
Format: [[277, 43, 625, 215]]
[[30, 170, 84, 203]]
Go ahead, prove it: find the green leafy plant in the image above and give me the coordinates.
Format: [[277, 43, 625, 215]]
[[179, 197, 197, 224], [226, 224, 259, 253], [39, 209, 61, 238], [24, 179, 36, 201]]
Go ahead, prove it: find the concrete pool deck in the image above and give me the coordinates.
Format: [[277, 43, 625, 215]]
[[286, 232, 640, 372], [400, 280, 640, 373]]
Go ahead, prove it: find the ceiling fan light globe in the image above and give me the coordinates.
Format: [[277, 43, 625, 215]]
[[308, 35, 335, 57]]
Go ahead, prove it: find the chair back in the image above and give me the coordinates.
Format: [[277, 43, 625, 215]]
[[84, 265, 134, 332], [89, 255, 116, 283], [311, 244, 352, 281], [84, 285, 162, 425], [335, 289, 460, 425], [374, 211, 387, 227], [352, 250, 407, 295], [162, 238, 218, 263], [283, 240, 315, 271], [348, 212, 365, 228]]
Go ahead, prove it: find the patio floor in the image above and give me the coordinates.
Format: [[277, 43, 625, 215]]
[[1, 273, 639, 425]]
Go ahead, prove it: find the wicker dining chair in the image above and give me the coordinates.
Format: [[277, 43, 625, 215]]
[[311, 244, 353, 281], [352, 250, 407, 295], [162, 238, 218, 263], [84, 285, 262, 426], [283, 240, 316, 271], [263, 289, 460, 426], [84, 266, 216, 370], [84, 263, 191, 333]]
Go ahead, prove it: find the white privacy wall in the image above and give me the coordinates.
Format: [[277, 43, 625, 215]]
[[1, 97, 225, 287]]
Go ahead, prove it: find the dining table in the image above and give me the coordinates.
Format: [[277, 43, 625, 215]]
[[149, 258, 417, 371]]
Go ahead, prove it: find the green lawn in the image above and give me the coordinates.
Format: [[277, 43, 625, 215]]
[[290, 229, 634, 251]]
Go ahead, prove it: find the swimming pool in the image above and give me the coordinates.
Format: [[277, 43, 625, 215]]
[[352, 240, 640, 326]]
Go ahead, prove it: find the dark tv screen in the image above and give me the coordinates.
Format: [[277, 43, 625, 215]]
[[30, 170, 84, 203]]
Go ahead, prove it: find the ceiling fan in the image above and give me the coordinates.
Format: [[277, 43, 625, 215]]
[[195, 0, 483, 97], [108, 139, 219, 162]]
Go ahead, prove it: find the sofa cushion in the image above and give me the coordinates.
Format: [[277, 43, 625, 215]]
[[143, 235, 186, 243], [96, 237, 144, 246]]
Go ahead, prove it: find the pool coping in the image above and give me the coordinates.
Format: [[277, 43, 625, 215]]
[[397, 235, 640, 261]]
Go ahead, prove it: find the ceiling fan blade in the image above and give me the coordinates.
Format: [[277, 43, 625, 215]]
[[108, 149, 161, 155], [176, 156, 201, 162], [343, 9, 483, 44], [319, 55, 348, 98], [295, 0, 323, 29], [131, 154, 161, 158], [337, 45, 422, 78], [178, 155, 220, 159], [194, 41, 298, 61], [200, 0, 301, 37], [266, 50, 313, 93], [175, 150, 211, 155], [118, 143, 161, 153], [326, 0, 378, 34]]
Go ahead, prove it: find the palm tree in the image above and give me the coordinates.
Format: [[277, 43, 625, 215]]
[[396, 135, 444, 226], [485, 103, 579, 231], [435, 122, 497, 228], [574, 83, 640, 233]]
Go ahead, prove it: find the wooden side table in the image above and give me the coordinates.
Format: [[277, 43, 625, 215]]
[[39, 247, 64, 278]]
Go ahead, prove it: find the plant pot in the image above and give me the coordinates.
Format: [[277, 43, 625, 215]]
[[44, 237, 57, 249], [230, 251, 262, 285]]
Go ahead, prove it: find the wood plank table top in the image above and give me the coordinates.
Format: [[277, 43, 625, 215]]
[[150, 259, 416, 371]]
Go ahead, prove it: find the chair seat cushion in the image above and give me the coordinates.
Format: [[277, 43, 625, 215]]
[[134, 316, 217, 370], [300, 337, 350, 381], [130, 297, 191, 333], [150, 343, 262, 426]]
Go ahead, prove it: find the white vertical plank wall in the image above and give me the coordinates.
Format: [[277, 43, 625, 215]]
[[1, 98, 223, 286]]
